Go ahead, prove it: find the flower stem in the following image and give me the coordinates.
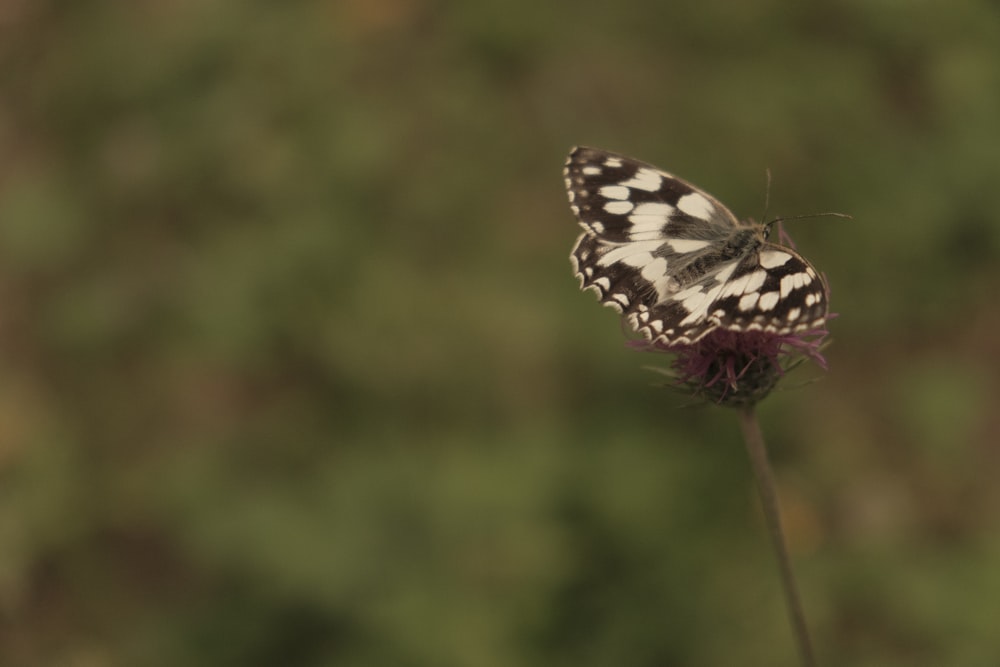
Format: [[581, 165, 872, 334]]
[[738, 406, 817, 667]]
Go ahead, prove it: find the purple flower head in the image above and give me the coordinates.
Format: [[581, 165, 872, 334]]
[[633, 322, 831, 407]]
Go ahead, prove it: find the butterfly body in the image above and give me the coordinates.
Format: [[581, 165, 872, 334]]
[[564, 147, 828, 346]]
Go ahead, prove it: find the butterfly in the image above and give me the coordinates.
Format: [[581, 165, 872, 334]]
[[564, 147, 829, 346]]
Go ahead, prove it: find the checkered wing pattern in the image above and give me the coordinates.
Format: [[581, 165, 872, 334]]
[[564, 146, 828, 345]]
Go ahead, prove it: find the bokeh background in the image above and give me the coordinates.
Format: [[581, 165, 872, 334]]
[[2, 1, 999, 665]]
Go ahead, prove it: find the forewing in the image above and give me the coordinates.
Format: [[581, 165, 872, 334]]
[[564, 146, 740, 244]]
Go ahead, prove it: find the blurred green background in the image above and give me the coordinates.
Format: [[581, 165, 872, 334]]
[[1, 1, 999, 665]]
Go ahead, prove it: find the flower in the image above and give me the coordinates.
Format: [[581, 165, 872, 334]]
[[634, 324, 831, 407]]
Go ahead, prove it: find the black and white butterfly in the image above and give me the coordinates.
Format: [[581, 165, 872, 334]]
[[565, 146, 828, 346]]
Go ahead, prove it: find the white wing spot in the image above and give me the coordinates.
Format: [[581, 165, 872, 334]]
[[757, 291, 780, 311], [594, 276, 611, 292], [596, 240, 663, 267], [787, 307, 801, 321], [678, 282, 728, 325], [759, 250, 792, 269], [676, 193, 715, 220], [629, 202, 673, 219], [604, 200, 634, 215], [672, 284, 703, 302], [625, 252, 655, 269], [738, 293, 758, 312], [604, 157, 623, 168], [641, 258, 669, 297], [627, 203, 674, 240], [713, 260, 739, 284], [599, 185, 630, 200], [804, 292, 818, 307], [667, 238, 712, 253], [620, 168, 663, 192], [744, 270, 767, 294], [582, 165, 602, 175], [779, 273, 805, 298], [724, 270, 768, 298], [780, 275, 795, 298], [603, 299, 623, 313], [747, 271, 767, 292], [653, 272, 678, 301]]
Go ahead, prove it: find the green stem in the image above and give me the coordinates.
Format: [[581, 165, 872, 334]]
[[738, 406, 817, 667]]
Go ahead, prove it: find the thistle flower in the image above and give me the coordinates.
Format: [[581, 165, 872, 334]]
[[636, 323, 831, 407]]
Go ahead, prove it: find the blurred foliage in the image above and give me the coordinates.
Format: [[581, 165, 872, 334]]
[[1, 0, 999, 665]]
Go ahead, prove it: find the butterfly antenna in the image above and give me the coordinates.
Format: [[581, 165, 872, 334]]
[[759, 169, 851, 234], [760, 167, 772, 225], [766, 211, 852, 228]]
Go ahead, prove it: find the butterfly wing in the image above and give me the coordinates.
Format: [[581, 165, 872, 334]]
[[701, 243, 829, 337], [565, 147, 828, 345]]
